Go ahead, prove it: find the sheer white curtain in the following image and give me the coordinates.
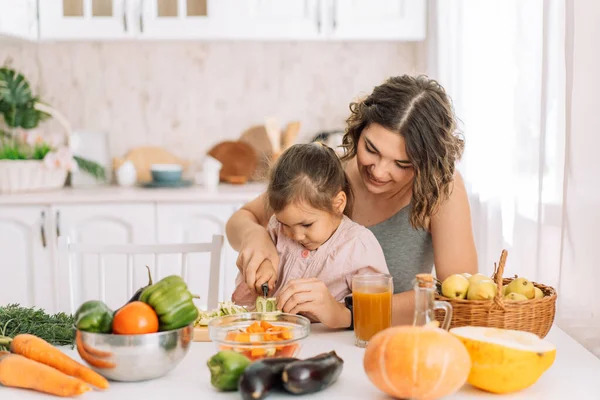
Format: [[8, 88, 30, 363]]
[[430, 0, 600, 357]]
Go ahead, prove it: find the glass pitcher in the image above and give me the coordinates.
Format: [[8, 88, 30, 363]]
[[412, 273, 453, 329]]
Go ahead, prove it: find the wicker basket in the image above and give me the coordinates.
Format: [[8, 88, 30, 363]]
[[434, 250, 557, 338]]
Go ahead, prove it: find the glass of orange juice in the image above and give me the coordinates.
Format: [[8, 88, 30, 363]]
[[352, 273, 393, 348]]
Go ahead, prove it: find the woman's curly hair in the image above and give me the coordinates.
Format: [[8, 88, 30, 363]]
[[341, 75, 464, 231]]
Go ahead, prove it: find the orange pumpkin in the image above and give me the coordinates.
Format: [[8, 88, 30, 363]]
[[363, 326, 471, 400]]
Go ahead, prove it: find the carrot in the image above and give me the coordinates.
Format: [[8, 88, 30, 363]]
[[0, 352, 91, 397], [9, 334, 109, 390], [75, 332, 116, 370], [76, 331, 113, 359]]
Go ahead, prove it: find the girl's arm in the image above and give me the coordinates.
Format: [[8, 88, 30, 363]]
[[225, 193, 279, 293], [429, 171, 479, 281]]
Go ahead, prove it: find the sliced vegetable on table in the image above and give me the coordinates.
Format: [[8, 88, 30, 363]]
[[219, 320, 298, 361], [1, 333, 109, 390], [207, 350, 252, 391], [0, 352, 92, 397], [140, 275, 199, 331]]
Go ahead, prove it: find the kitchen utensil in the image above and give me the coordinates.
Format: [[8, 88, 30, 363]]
[[208, 313, 310, 361], [193, 326, 210, 342], [207, 141, 257, 183], [113, 146, 188, 183], [281, 121, 301, 151], [150, 164, 183, 183], [141, 179, 193, 188], [262, 282, 269, 298], [75, 324, 193, 382], [201, 155, 222, 190], [116, 160, 137, 187]]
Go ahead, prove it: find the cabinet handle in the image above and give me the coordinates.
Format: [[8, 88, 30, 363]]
[[123, 0, 128, 32], [40, 211, 47, 248], [316, 0, 321, 32], [139, 0, 144, 33], [332, 0, 337, 30], [56, 211, 61, 238]]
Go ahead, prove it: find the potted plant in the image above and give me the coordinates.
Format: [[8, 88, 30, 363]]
[[0, 65, 105, 194]]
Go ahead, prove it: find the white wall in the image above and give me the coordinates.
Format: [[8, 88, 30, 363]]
[[0, 41, 421, 162]]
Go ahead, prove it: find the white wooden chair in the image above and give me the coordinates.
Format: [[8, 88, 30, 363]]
[[57, 235, 224, 315]]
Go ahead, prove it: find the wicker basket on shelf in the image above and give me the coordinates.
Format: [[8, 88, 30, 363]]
[[434, 250, 557, 338]]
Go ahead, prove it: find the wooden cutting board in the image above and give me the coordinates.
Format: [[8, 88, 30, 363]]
[[193, 326, 211, 342]]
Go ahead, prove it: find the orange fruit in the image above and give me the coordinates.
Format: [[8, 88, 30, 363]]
[[112, 301, 159, 335], [363, 326, 471, 400]]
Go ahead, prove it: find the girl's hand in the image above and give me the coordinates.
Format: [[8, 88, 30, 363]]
[[236, 227, 279, 294], [276, 278, 351, 329]]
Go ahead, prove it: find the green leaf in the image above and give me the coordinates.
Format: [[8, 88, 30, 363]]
[[0, 68, 33, 106], [74, 155, 107, 181], [18, 107, 40, 129]]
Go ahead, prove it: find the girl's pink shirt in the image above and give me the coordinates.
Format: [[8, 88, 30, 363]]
[[232, 214, 389, 309]]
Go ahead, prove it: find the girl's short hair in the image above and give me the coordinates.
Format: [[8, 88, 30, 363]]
[[341, 74, 465, 230], [267, 142, 354, 217]]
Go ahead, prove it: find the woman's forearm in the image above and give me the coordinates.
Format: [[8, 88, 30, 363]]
[[225, 208, 261, 251], [392, 290, 415, 326]]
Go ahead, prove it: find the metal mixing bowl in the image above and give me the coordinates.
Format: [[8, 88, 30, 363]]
[[75, 324, 193, 382]]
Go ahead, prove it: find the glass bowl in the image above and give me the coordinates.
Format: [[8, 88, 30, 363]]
[[208, 313, 311, 361]]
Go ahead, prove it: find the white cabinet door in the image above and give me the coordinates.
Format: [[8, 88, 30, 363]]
[[329, 0, 426, 40], [0, 0, 38, 40], [38, 0, 133, 40], [139, 0, 218, 39], [216, 0, 323, 40], [54, 203, 156, 312], [156, 203, 240, 310], [0, 206, 54, 311], [139, 0, 322, 40]]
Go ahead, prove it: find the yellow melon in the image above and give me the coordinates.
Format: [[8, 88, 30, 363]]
[[450, 326, 556, 394]]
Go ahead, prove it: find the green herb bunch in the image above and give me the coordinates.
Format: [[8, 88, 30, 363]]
[[0, 304, 76, 351]]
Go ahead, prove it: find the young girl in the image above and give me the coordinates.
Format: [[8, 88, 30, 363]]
[[231, 142, 389, 315]]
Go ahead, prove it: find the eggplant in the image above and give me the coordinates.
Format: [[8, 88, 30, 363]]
[[238, 357, 298, 400], [281, 351, 344, 395], [114, 266, 153, 315], [128, 265, 153, 303]]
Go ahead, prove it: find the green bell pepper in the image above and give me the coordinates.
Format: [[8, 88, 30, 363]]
[[140, 275, 198, 331], [74, 300, 113, 333], [207, 350, 251, 391]]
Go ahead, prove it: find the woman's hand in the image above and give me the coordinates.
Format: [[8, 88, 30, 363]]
[[236, 226, 279, 295], [276, 278, 351, 329]]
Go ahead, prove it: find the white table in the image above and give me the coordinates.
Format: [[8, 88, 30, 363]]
[[3, 324, 600, 399]]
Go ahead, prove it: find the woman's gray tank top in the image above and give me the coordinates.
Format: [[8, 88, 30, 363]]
[[366, 204, 434, 294]]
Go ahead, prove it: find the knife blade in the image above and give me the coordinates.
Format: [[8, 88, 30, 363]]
[[261, 282, 269, 298]]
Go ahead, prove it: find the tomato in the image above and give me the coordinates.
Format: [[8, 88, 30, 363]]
[[112, 301, 159, 334]]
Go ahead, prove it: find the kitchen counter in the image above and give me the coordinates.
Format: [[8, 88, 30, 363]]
[[2, 324, 600, 399], [0, 183, 267, 205]]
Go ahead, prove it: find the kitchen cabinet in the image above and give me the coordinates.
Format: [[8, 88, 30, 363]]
[[0, 206, 54, 310], [0, 0, 38, 40], [53, 203, 156, 312], [0, 185, 263, 314], [156, 203, 242, 310], [38, 0, 133, 40], [210, 0, 323, 40], [329, 0, 427, 40], [30, 0, 426, 41]]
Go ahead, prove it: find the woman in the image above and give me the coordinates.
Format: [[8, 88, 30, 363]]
[[226, 75, 478, 329]]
